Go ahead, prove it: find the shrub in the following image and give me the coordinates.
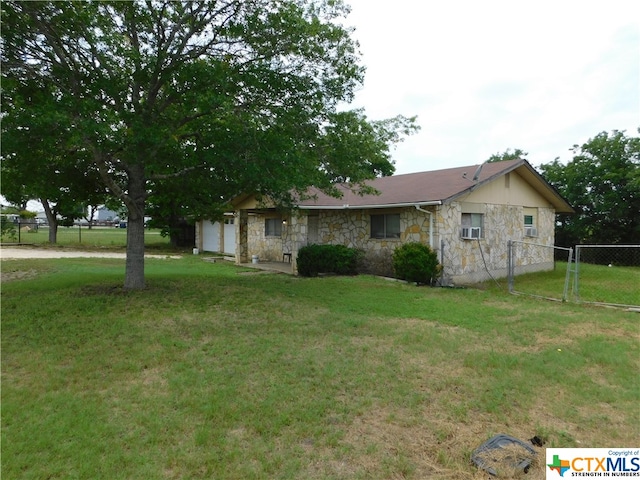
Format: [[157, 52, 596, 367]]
[[1, 216, 17, 241], [297, 244, 362, 277], [392, 242, 441, 285], [357, 248, 395, 277]]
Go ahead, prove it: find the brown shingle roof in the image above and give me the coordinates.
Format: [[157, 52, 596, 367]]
[[297, 159, 573, 213]]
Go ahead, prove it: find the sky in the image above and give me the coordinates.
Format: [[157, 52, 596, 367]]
[[343, 0, 640, 174]]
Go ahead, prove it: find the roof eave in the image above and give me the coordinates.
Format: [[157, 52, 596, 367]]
[[298, 200, 443, 210], [443, 160, 574, 213]]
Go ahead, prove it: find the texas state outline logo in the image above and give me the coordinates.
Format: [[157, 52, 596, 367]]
[[546, 448, 640, 478]]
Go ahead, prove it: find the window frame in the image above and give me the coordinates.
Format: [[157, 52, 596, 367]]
[[523, 208, 538, 237], [265, 217, 282, 237], [461, 213, 484, 239], [370, 213, 401, 239]]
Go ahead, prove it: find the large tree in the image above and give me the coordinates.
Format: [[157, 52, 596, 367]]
[[2, 1, 417, 289], [539, 130, 640, 246]]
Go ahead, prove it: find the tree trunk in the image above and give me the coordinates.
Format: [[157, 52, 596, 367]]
[[40, 198, 58, 244], [124, 165, 146, 290]]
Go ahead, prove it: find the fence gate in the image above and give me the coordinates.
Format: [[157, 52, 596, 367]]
[[507, 240, 573, 302]]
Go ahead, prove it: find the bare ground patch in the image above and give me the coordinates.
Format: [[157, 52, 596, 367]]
[[0, 268, 40, 282]]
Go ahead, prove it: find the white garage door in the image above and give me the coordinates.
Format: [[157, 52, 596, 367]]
[[223, 218, 235, 254], [202, 220, 220, 252]]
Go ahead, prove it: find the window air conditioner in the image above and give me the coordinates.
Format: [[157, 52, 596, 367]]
[[462, 227, 482, 239], [525, 227, 538, 237]]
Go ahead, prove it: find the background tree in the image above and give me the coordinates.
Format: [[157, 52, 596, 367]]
[[486, 148, 528, 163], [539, 129, 640, 246], [0, 77, 108, 242], [1, 1, 418, 289]]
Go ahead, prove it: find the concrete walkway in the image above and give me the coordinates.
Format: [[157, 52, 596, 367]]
[[240, 261, 294, 274]]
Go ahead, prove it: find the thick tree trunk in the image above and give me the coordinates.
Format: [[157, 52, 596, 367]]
[[40, 198, 58, 244], [124, 165, 146, 290], [125, 212, 146, 289]]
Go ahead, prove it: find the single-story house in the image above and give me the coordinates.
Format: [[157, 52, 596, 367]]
[[196, 159, 574, 283]]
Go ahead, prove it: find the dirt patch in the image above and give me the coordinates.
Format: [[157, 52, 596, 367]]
[[0, 247, 181, 260], [338, 406, 546, 479], [0, 269, 40, 283]]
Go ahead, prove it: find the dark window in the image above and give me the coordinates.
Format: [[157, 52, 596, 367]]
[[265, 218, 282, 237], [370, 214, 400, 239], [524, 215, 534, 227]]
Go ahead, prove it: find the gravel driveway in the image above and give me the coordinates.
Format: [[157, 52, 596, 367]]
[[0, 247, 181, 260]]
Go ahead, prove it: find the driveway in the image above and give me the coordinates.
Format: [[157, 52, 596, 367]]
[[0, 247, 181, 260]]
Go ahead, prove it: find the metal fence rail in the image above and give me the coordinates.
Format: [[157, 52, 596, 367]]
[[574, 244, 640, 308], [1, 221, 168, 248]]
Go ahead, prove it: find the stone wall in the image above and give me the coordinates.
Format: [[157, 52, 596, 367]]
[[245, 213, 283, 262], [439, 202, 556, 284], [315, 207, 437, 250], [237, 202, 555, 283]]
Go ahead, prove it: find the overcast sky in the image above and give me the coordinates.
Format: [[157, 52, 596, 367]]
[[343, 0, 640, 174]]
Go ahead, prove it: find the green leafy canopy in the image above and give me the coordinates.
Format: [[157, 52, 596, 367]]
[[1, 0, 419, 288]]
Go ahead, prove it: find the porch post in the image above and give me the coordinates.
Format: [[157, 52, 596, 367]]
[[236, 210, 248, 264], [289, 212, 308, 275]]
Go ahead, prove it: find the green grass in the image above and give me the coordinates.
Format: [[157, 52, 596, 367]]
[[2, 226, 170, 249], [2, 257, 639, 479], [512, 261, 640, 306], [574, 263, 640, 306]]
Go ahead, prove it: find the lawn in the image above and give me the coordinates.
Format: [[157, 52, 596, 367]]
[[2, 255, 639, 479]]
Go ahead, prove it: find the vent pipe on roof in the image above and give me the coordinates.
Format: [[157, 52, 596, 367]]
[[472, 161, 487, 182]]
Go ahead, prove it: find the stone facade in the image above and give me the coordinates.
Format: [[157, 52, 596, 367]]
[[438, 202, 555, 284], [234, 201, 555, 283], [237, 202, 555, 284]]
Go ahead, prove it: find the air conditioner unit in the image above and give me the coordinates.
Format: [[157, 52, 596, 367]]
[[525, 227, 538, 237], [461, 227, 482, 239]]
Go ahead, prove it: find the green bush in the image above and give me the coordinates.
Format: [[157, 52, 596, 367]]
[[1, 216, 17, 241], [297, 244, 362, 277], [392, 242, 441, 285]]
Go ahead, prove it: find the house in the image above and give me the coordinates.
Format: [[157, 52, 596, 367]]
[[196, 159, 573, 284]]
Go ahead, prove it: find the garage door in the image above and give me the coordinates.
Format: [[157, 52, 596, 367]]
[[202, 220, 220, 252], [223, 218, 235, 254]]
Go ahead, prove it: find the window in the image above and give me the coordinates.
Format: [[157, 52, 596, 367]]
[[524, 208, 537, 237], [461, 213, 483, 239], [265, 218, 282, 237], [371, 213, 400, 239]]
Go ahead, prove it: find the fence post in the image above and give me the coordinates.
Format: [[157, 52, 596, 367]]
[[18, 220, 21, 243], [507, 240, 513, 293], [573, 245, 581, 303], [79, 224, 82, 243], [440, 239, 445, 285], [562, 247, 573, 302]]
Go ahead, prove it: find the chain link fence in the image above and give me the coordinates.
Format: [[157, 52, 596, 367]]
[[574, 245, 640, 308], [507, 241, 573, 302], [1, 220, 169, 248], [1, 221, 126, 245]]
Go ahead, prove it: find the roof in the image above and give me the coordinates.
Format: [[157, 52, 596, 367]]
[[297, 159, 574, 213]]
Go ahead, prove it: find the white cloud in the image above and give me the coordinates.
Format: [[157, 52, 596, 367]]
[[344, 0, 640, 173]]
